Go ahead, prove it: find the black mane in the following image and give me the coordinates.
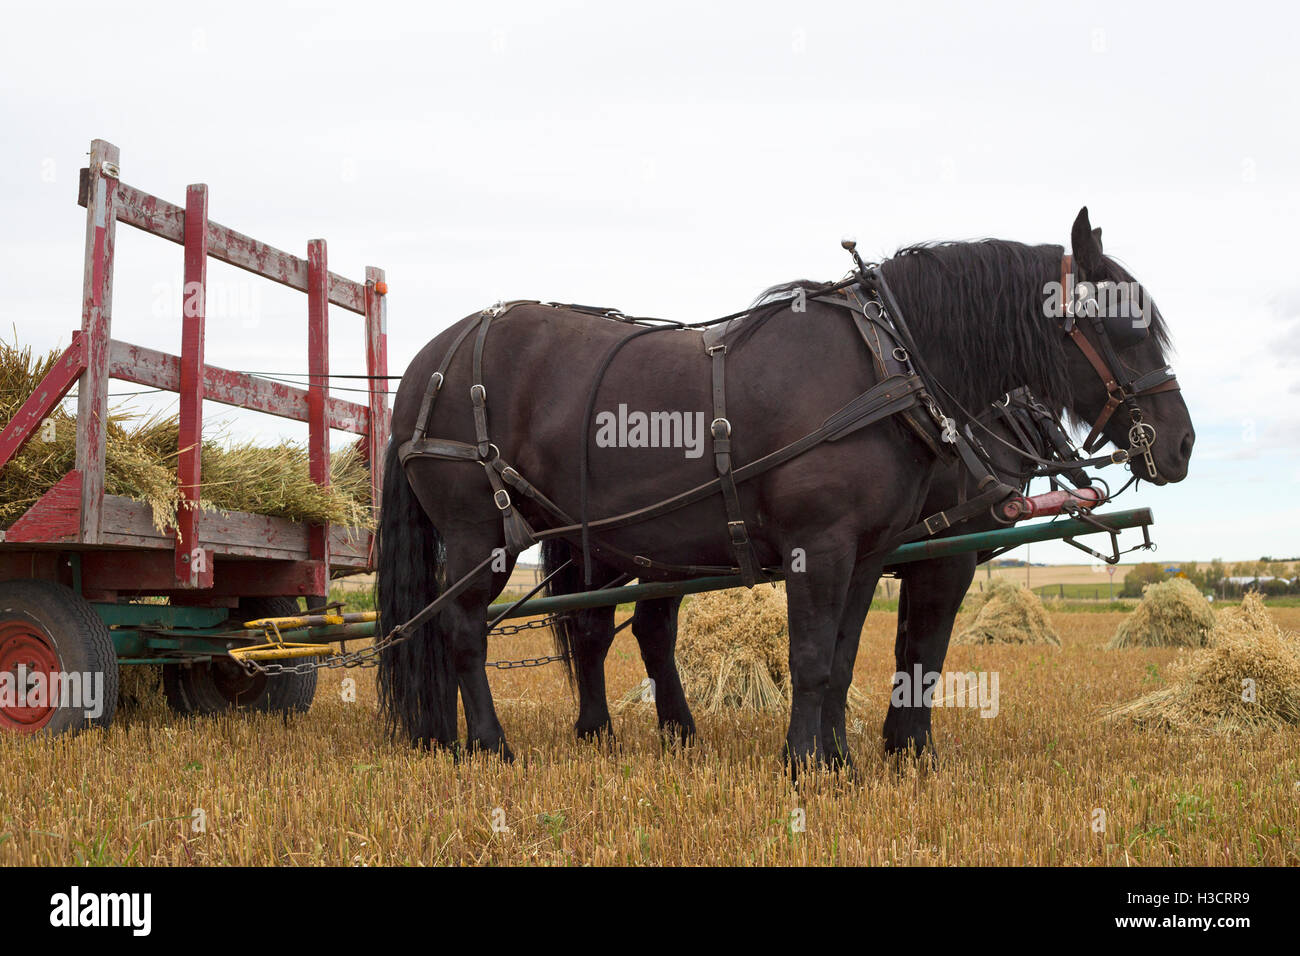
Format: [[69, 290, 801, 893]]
[[879, 240, 1069, 413], [733, 239, 1172, 422], [881, 239, 1171, 416]]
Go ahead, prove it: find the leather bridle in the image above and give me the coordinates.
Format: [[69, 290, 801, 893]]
[[1058, 254, 1180, 479]]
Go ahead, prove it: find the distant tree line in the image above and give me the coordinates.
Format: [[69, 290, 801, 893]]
[[1120, 559, 1299, 598]]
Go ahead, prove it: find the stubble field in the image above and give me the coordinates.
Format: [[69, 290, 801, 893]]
[[2, 606, 1298, 866]]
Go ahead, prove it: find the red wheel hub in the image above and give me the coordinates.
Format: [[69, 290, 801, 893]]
[[0, 620, 61, 732]]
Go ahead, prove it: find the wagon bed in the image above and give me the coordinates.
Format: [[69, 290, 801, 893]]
[[0, 138, 391, 731]]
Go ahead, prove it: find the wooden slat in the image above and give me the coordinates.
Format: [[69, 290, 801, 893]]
[[87, 495, 368, 565], [364, 266, 390, 565], [0, 333, 86, 471], [306, 240, 331, 595], [175, 183, 212, 588], [75, 140, 120, 545], [108, 340, 369, 434], [80, 178, 366, 314]]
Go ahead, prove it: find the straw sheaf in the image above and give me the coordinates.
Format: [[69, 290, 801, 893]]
[[1103, 593, 1300, 735], [620, 584, 870, 714], [1107, 577, 1216, 649], [954, 580, 1060, 646], [0, 339, 373, 534]]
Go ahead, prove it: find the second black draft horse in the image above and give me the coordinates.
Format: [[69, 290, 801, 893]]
[[376, 208, 1194, 772], [542, 386, 1104, 758]]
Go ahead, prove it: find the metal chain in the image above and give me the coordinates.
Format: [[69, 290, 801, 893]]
[[236, 612, 573, 676]]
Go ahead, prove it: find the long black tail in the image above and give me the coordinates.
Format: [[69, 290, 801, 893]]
[[376, 442, 457, 748], [541, 538, 582, 688]]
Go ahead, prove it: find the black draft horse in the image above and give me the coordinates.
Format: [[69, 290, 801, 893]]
[[376, 208, 1194, 771], [541, 387, 1085, 757]]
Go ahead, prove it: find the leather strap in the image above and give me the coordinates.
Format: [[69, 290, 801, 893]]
[[470, 311, 493, 458], [708, 343, 761, 587], [411, 317, 479, 444], [525, 374, 927, 544], [1060, 253, 1182, 454]]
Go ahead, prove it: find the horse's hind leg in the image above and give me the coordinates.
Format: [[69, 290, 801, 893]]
[[570, 604, 618, 741], [632, 596, 695, 746], [444, 542, 515, 761], [819, 559, 882, 771]]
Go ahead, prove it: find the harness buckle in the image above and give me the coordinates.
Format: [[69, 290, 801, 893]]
[[470, 383, 487, 404], [707, 343, 727, 355], [923, 512, 952, 535], [711, 417, 732, 438], [493, 489, 511, 511]]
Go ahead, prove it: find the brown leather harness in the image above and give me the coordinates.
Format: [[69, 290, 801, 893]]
[[1058, 254, 1181, 469], [396, 252, 1175, 588]]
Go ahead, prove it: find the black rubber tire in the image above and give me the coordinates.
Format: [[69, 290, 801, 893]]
[[162, 596, 317, 716], [0, 579, 119, 735]]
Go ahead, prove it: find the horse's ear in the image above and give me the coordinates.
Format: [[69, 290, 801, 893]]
[[1071, 207, 1105, 275]]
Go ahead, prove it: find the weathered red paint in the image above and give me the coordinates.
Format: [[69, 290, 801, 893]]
[[0, 620, 61, 731], [364, 266, 390, 562], [306, 240, 331, 590], [998, 485, 1105, 522], [79, 179, 367, 315], [74, 140, 119, 546], [175, 183, 212, 588], [0, 332, 86, 471], [108, 340, 370, 434], [2, 139, 390, 614], [3, 471, 83, 544], [78, 550, 329, 598]]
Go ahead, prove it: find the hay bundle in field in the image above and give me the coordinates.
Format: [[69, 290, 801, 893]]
[[1103, 593, 1300, 734], [618, 584, 869, 714], [1107, 577, 1215, 649], [961, 578, 1019, 616], [0, 339, 373, 532], [674, 585, 790, 712], [954, 580, 1060, 646]]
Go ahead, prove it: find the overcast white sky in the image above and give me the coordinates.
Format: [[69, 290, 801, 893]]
[[1, 0, 1297, 565]]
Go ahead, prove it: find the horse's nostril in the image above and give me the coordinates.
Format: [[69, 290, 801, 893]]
[[1179, 431, 1195, 459]]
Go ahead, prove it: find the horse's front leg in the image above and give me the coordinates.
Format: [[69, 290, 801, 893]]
[[883, 554, 977, 761], [819, 558, 883, 771], [783, 548, 854, 777], [631, 596, 694, 746]]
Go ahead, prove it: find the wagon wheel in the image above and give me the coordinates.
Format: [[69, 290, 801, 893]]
[[161, 596, 318, 716], [0, 579, 119, 735]]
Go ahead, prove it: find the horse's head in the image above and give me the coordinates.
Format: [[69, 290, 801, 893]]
[[1060, 207, 1194, 484]]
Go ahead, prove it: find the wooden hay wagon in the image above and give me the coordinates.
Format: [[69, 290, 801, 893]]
[[0, 139, 390, 733]]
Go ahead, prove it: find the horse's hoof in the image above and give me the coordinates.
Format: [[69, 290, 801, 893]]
[[659, 718, 696, 749], [467, 737, 514, 762], [575, 719, 616, 744]]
